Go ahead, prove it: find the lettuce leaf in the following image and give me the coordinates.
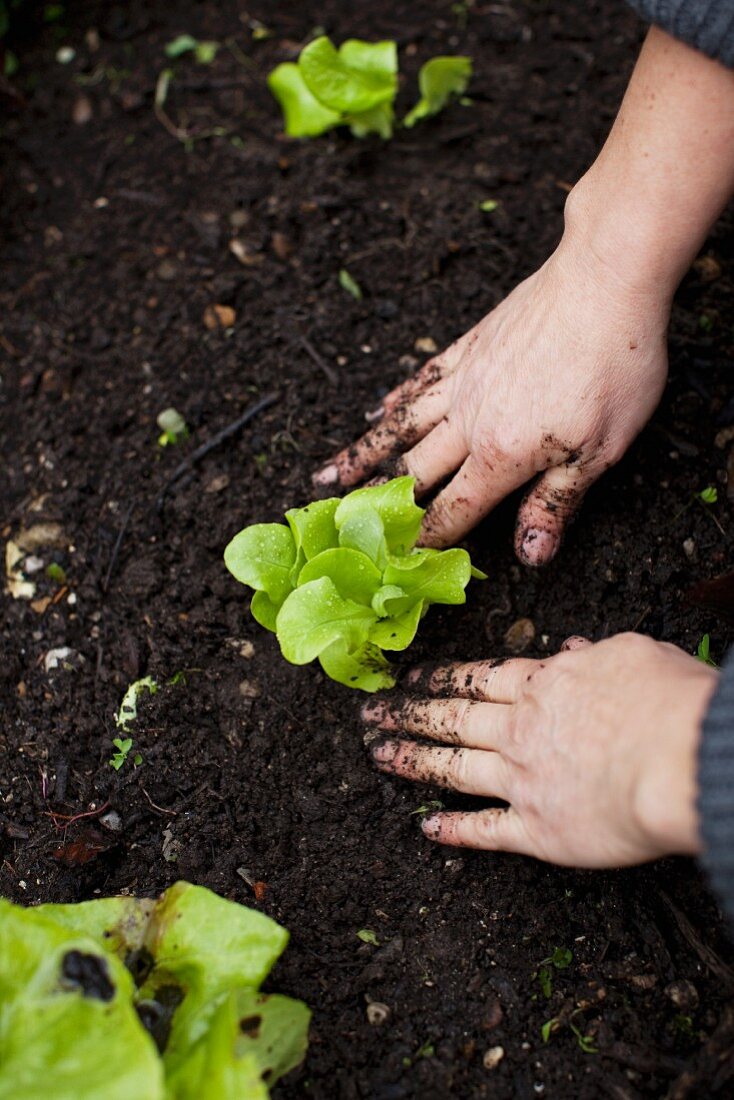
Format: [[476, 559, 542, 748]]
[[225, 477, 485, 691], [0, 883, 309, 1100]]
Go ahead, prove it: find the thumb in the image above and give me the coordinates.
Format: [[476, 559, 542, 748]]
[[514, 461, 599, 567]]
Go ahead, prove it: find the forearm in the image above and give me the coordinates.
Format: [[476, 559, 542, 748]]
[[564, 26, 734, 299]]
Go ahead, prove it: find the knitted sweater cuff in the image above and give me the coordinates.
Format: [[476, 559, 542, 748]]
[[626, 0, 734, 67], [698, 649, 734, 922]]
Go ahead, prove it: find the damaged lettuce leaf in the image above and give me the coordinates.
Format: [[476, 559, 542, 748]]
[[0, 882, 309, 1100], [224, 476, 486, 691]]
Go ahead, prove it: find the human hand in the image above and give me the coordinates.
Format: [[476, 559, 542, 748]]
[[313, 233, 670, 565], [362, 633, 718, 867]]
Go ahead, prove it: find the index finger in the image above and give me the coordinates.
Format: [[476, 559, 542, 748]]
[[406, 658, 544, 702]]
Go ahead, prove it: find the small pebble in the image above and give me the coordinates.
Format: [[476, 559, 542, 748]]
[[156, 259, 177, 281], [100, 810, 123, 832], [665, 979, 699, 1011], [239, 640, 255, 659], [483, 1046, 504, 1071], [504, 617, 535, 654], [682, 538, 696, 561], [239, 679, 261, 699], [414, 336, 438, 354]]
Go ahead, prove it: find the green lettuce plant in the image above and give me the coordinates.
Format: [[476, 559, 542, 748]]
[[224, 476, 485, 692], [0, 881, 309, 1100], [268, 36, 471, 139]]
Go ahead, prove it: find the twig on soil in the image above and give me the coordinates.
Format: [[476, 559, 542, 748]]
[[659, 890, 734, 990], [297, 334, 339, 385], [156, 391, 279, 510], [141, 787, 177, 817], [44, 800, 111, 831], [102, 502, 134, 593]]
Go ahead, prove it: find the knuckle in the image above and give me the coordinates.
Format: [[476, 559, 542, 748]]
[[446, 697, 471, 738], [448, 748, 470, 788]]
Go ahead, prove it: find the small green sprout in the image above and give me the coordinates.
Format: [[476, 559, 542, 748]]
[[338, 268, 363, 301], [541, 1017, 558, 1043], [536, 946, 573, 998], [549, 946, 572, 969], [698, 485, 718, 504], [157, 407, 189, 447], [410, 800, 444, 816], [110, 737, 135, 771], [356, 929, 380, 946], [268, 36, 471, 140], [45, 562, 66, 585], [165, 35, 219, 64], [415, 1040, 435, 1059], [696, 634, 718, 668], [479, 199, 499, 212], [699, 313, 714, 333], [250, 20, 273, 41], [569, 1019, 598, 1054]]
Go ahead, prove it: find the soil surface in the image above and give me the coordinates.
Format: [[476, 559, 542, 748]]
[[2, 2, 734, 1097]]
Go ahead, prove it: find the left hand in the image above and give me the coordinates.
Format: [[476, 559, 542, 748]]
[[361, 633, 718, 868]]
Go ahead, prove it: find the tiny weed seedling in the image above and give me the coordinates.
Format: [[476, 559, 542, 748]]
[[356, 928, 380, 946], [268, 36, 471, 139], [165, 34, 219, 64], [536, 946, 573, 999], [699, 485, 718, 505], [224, 477, 486, 691], [696, 633, 718, 668], [110, 737, 142, 771], [338, 268, 363, 300], [157, 407, 189, 447], [410, 799, 444, 816]]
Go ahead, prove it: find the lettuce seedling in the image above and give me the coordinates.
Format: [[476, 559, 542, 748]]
[[0, 881, 309, 1100], [268, 36, 471, 140], [403, 56, 473, 128], [224, 476, 485, 692]]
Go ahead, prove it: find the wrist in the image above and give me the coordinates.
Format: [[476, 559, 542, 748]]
[[560, 173, 679, 310], [634, 669, 718, 857]]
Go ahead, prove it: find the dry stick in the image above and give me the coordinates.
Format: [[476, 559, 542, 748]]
[[659, 889, 734, 991], [157, 390, 279, 511], [102, 501, 134, 593], [298, 334, 339, 385]]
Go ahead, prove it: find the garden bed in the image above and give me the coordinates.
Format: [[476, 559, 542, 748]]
[[1, 1, 733, 1096]]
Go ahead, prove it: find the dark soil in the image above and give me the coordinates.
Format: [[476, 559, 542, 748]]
[[2, 2, 734, 1097]]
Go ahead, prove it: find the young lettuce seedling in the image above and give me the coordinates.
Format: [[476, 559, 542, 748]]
[[268, 35, 471, 140], [224, 477, 486, 692]]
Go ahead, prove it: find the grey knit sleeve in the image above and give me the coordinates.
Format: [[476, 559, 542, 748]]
[[698, 648, 734, 922], [626, 1, 734, 67]]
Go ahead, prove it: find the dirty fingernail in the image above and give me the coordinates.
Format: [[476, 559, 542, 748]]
[[404, 667, 423, 685], [521, 528, 558, 566], [313, 463, 339, 486], [361, 699, 386, 722], [371, 739, 399, 764], [365, 404, 384, 423], [421, 813, 441, 837]]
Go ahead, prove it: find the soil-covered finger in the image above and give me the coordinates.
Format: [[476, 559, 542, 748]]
[[406, 658, 541, 701], [370, 737, 510, 798], [313, 382, 449, 487], [361, 695, 509, 749], [422, 808, 527, 853]]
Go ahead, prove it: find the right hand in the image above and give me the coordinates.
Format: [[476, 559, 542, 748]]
[[314, 223, 671, 565]]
